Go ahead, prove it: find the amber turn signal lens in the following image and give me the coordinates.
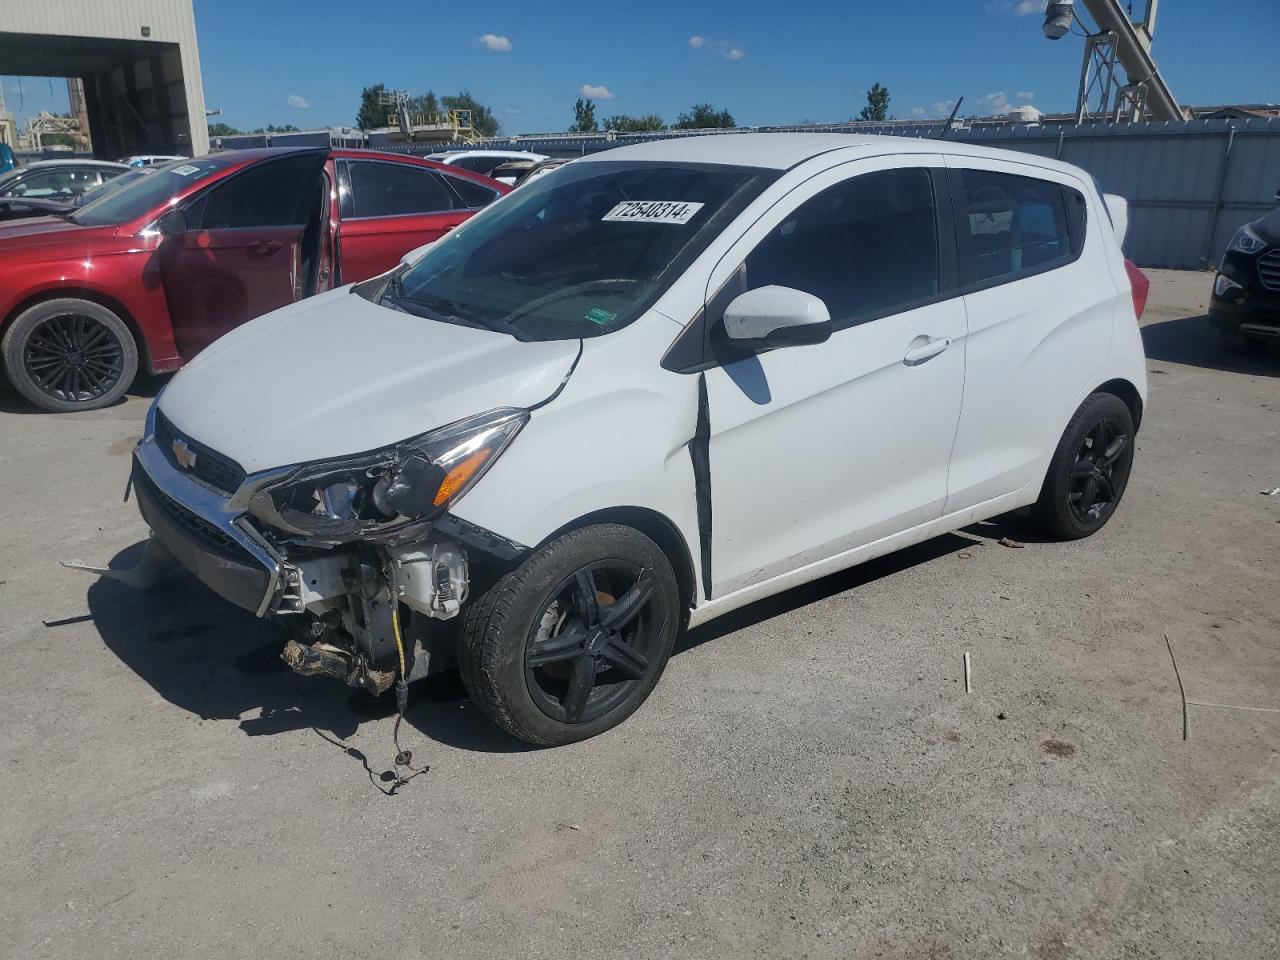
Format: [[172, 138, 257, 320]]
[[433, 448, 493, 506]]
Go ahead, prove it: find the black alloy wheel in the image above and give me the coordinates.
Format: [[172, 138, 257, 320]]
[[23, 312, 126, 404], [525, 561, 662, 725], [2, 297, 138, 412], [1034, 392, 1136, 539], [1066, 417, 1129, 524], [459, 524, 681, 746]]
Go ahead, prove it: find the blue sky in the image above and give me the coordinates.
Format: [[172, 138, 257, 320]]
[[4, 0, 1278, 135]]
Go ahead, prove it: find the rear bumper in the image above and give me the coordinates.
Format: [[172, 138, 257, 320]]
[[132, 434, 284, 616]]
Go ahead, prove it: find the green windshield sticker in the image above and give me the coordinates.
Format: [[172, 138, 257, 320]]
[[585, 307, 617, 325]]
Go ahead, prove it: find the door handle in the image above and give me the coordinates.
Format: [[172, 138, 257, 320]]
[[903, 335, 952, 366], [248, 239, 284, 254]]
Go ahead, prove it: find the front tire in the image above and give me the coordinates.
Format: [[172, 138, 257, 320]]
[[459, 524, 681, 746], [1, 298, 138, 412], [1032, 392, 1135, 540]]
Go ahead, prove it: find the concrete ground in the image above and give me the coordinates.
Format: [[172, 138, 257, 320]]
[[2, 269, 1277, 959]]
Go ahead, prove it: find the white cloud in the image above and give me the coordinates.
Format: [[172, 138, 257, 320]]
[[910, 99, 961, 119], [581, 83, 615, 101], [478, 33, 512, 52], [975, 90, 1037, 116], [689, 36, 744, 61], [286, 94, 310, 109]]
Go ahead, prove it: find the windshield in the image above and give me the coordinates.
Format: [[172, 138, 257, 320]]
[[387, 160, 775, 341], [71, 157, 227, 227]]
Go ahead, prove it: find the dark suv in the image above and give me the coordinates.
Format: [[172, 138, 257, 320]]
[[1209, 191, 1280, 351]]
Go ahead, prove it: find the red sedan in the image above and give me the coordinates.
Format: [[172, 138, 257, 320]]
[[0, 148, 510, 411]]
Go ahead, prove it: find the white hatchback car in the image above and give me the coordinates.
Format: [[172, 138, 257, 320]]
[[125, 134, 1149, 745]]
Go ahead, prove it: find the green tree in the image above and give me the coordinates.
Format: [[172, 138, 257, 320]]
[[263, 124, 300, 133], [356, 83, 388, 130], [570, 98, 598, 133], [412, 90, 441, 120], [858, 82, 891, 121], [673, 103, 735, 129], [207, 121, 243, 137], [603, 113, 665, 132], [442, 91, 499, 137]]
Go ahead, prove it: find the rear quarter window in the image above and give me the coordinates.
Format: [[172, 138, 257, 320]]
[[955, 169, 1083, 288]]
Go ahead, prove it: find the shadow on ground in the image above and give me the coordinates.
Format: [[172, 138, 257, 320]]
[[1141, 313, 1278, 378], [91, 520, 1021, 754]]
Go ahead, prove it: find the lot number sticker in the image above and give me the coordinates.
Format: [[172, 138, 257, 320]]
[[602, 200, 704, 225]]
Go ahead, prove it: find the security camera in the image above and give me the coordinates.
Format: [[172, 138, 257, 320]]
[[1043, 0, 1075, 39]]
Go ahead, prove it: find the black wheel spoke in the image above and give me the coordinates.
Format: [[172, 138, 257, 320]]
[[561, 655, 598, 722], [527, 624, 587, 668], [1101, 433, 1128, 465], [1078, 477, 1099, 513], [1070, 460, 1094, 479], [599, 636, 649, 681], [573, 569, 600, 625], [600, 573, 653, 630]]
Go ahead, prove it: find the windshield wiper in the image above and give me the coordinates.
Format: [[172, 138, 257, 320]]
[[398, 291, 524, 339]]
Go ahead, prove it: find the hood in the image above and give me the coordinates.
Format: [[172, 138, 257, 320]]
[[1249, 206, 1280, 246], [0, 215, 114, 251], [157, 287, 581, 473]]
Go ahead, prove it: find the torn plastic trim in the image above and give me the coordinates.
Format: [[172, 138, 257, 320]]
[[688, 372, 713, 600]]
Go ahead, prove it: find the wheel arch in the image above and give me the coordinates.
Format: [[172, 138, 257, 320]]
[[2, 286, 152, 371], [535, 506, 698, 621], [1093, 377, 1144, 432]]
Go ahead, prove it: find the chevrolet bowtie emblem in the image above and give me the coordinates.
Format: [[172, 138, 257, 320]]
[[172, 438, 198, 470]]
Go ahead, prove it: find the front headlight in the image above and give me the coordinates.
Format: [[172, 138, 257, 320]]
[[1227, 226, 1267, 256], [247, 408, 527, 544]]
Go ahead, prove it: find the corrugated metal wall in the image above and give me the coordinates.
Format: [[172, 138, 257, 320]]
[[0, 0, 207, 155], [473, 118, 1280, 270]]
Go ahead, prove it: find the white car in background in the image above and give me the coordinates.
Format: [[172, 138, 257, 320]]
[[120, 154, 185, 168], [122, 133, 1149, 746], [424, 149, 549, 184]]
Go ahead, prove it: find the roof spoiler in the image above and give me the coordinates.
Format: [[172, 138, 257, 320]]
[[1103, 194, 1129, 248]]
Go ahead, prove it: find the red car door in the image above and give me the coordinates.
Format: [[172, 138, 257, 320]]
[[334, 158, 472, 282], [160, 152, 327, 358]]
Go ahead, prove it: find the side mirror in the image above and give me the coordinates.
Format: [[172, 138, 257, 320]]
[[156, 208, 187, 238], [723, 285, 832, 349]]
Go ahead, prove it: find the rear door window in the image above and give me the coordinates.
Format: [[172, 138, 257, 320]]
[[955, 169, 1078, 285], [443, 173, 500, 209], [342, 159, 458, 218]]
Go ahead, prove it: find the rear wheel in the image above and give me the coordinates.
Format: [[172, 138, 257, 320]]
[[459, 524, 680, 746], [1, 298, 137, 412], [1032, 392, 1135, 540]]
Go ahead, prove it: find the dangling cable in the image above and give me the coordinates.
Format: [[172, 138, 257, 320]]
[[388, 598, 429, 789]]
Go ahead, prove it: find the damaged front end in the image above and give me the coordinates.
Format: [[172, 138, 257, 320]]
[[121, 401, 529, 696]]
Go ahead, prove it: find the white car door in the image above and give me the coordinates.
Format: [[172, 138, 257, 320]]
[[698, 156, 967, 598], [941, 158, 1118, 513]]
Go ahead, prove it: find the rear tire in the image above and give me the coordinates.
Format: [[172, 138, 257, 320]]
[[1, 298, 138, 412], [1032, 392, 1135, 540], [459, 524, 680, 746]]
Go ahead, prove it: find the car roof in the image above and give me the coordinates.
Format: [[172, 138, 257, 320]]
[[26, 159, 131, 170], [436, 150, 548, 160], [582, 132, 1085, 177]]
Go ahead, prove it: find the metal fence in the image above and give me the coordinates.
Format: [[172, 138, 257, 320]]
[[466, 117, 1280, 270]]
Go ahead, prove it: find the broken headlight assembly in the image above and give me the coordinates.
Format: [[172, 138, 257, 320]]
[[246, 408, 527, 545]]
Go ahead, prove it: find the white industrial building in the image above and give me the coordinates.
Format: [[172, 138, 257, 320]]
[[0, 0, 208, 158]]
